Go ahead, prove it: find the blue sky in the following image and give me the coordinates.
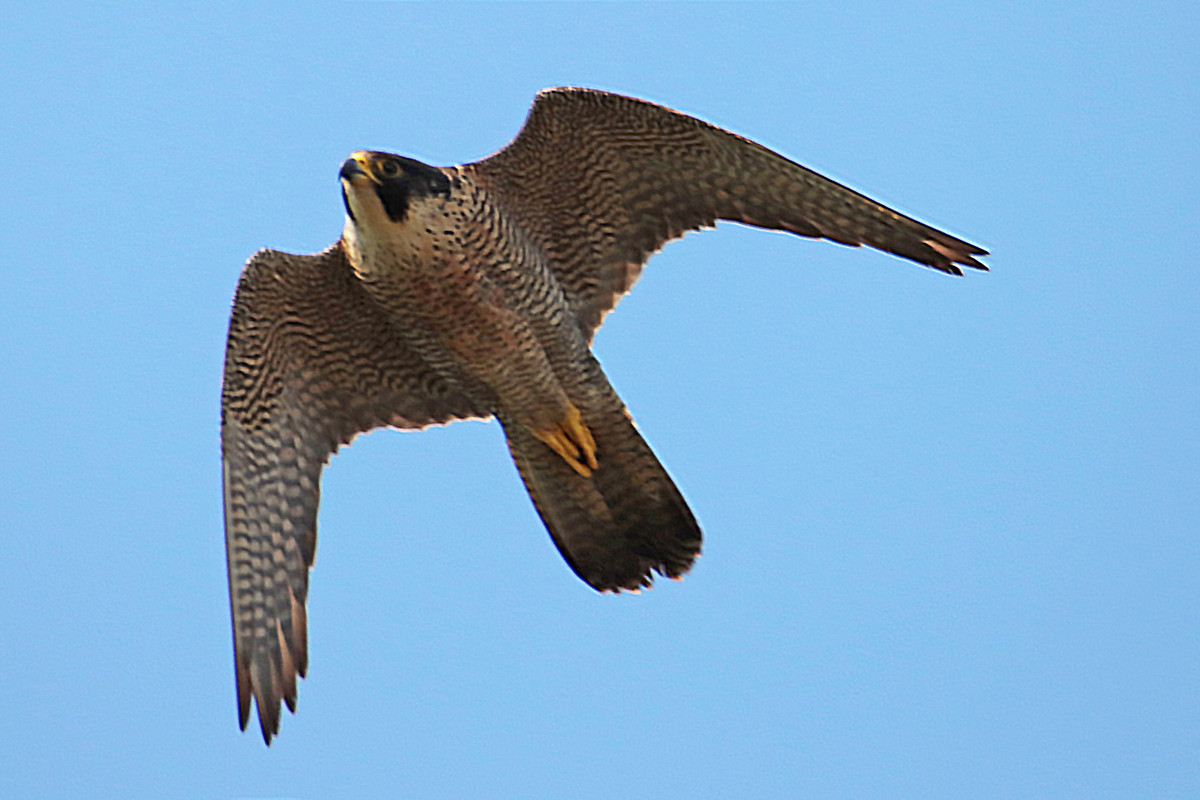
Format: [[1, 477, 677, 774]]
[[2, 3, 1197, 797]]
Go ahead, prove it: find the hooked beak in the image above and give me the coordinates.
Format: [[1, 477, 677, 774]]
[[339, 152, 375, 184]]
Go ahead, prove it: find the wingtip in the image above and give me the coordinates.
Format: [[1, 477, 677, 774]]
[[923, 237, 990, 274], [960, 252, 990, 271], [235, 658, 252, 732], [256, 695, 280, 746]]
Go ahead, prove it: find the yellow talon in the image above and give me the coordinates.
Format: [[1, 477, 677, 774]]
[[534, 404, 598, 477]]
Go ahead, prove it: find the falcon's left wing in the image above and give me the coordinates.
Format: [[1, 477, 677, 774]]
[[471, 88, 988, 340]]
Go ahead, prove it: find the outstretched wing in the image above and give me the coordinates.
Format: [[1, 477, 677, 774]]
[[471, 87, 988, 339], [221, 244, 485, 743]]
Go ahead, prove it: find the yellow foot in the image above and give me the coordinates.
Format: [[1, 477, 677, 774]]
[[533, 404, 598, 477]]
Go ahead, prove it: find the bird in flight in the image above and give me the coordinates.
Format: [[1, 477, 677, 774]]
[[221, 87, 988, 743]]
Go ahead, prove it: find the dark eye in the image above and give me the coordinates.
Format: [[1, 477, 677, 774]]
[[381, 160, 400, 177]]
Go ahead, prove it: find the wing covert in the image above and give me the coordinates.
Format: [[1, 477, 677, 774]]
[[221, 244, 484, 743], [471, 87, 988, 339]]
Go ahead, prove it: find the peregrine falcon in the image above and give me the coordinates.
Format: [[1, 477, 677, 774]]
[[222, 87, 988, 743]]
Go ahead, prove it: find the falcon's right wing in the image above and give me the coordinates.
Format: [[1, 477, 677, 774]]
[[221, 244, 485, 743]]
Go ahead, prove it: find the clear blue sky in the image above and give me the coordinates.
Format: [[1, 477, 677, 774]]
[[2, 3, 1196, 797]]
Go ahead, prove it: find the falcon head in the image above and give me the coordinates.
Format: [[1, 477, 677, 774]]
[[339, 150, 451, 226]]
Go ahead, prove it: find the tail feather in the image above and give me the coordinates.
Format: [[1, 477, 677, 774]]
[[503, 396, 701, 592]]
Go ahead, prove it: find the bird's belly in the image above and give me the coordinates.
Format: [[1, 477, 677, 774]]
[[353, 247, 538, 393]]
